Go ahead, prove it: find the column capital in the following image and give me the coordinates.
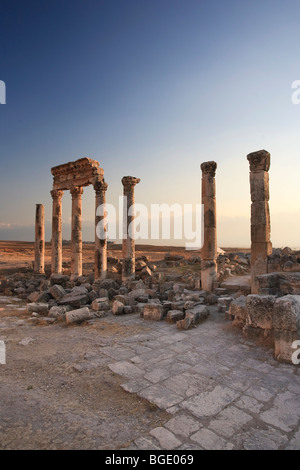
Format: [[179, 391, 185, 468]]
[[94, 180, 108, 194], [70, 186, 84, 198], [247, 150, 270, 172], [200, 161, 217, 177], [50, 189, 64, 200], [122, 176, 140, 189]]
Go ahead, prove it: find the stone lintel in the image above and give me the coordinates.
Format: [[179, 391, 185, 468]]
[[51, 158, 104, 190]]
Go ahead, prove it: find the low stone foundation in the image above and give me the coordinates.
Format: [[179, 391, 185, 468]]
[[228, 292, 300, 364]]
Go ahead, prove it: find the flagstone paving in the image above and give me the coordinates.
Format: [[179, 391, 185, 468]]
[[101, 308, 300, 450]]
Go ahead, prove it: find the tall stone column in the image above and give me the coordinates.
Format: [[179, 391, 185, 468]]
[[247, 150, 272, 294], [94, 180, 108, 280], [51, 189, 64, 274], [200, 161, 217, 291], [34, 204, 45, 274], [70, 186, 83, 278], [122, 176, 140, 282]]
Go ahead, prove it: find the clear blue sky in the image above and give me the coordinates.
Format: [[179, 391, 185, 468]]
[[1, 0, 300, 247]]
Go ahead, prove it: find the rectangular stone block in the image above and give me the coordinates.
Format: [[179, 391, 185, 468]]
[[228, 296, 247, 320], [246, 294, 276, 330], [202, 177, 216, 198], [143, 303, 164, 321], [251, 242, 272, 262], [65, 307, 92, 324], [273, 295, 300, 332], [249, 172, 269, 202], [251, 201, 270, 225], [251, 224, 271, 243], [256, 273, 280, 289], [49, 284, 66, 300], [166, 310, 184, 323], [278, 273, 300, 295]]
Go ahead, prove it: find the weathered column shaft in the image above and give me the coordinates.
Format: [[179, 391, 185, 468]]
[[71, 186, 83, 278], [51, 190, 64, 274], [34, 204, 45, 274], [122, 176, 140, 282], [247, 150, 272, 294], [94, 180, 108, 280], [200, 161, 217, 291]]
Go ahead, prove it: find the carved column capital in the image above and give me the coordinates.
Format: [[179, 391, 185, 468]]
[[70, 186, 84, 198], [94, 180, 108, 195], [200, 161, 217, 177], [247, 150, 270, 172], [50, 189, 64, 200], [121, 176, 140, 190]]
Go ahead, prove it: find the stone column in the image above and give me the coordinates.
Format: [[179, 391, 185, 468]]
[[247, 150, 272, 294], [122, 176, 140, 282], [51, 189, 64, 274], [34, 204, 45, 274], [94, 180, 108, 280], [70, 186, 83, 278], [200, 161, 217, 291]]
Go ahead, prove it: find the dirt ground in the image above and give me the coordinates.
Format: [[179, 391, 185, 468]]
[[0, 302, 172, 450]]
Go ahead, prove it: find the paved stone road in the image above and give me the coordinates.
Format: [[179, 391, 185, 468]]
[[102, 308, 300, 450]]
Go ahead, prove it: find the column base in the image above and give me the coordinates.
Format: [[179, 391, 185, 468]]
[[122, 258, 135, 283], [201, 259, 217, 292]]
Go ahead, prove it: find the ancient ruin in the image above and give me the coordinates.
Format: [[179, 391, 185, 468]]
[[121, 176, 140, 283], [201, 161, 217, 292], [247, 150, 272, 294], [34, 204, 45, 275], [50, 158, 105, 279], [12, 152, 300, 369]]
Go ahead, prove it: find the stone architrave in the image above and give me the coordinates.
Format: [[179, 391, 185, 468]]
[[51, 189, 64, 274], [70, 186, 83, 278], [122, 176, 140, 282], [94, 180, 108, 280], [200, 161, 217, 291], [247, 150, 272, 294], [34, 204, 45, 274]]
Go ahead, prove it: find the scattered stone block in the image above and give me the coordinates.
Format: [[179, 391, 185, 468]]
[[87, 289, 98, 303], [166, 310, 185, 324], [124, 306, 133, 314], [218, 296, 233, 313], [245, 295, 276, 331], [58, 293, 89, 308], [273, 295, 300, 363], [91, 298, 110, 311], [143, 303, 164, 321], [112, 300, 124, 315], [205, 294, 218, 305], [185, 305, 209, 325], [66, 307, 92, 325], [26, 302, 49, 315], [50, 274, 70, 286], [49, 284, 66, 300], [228, 296, 247, 327], [48, 305, 68, 321]]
